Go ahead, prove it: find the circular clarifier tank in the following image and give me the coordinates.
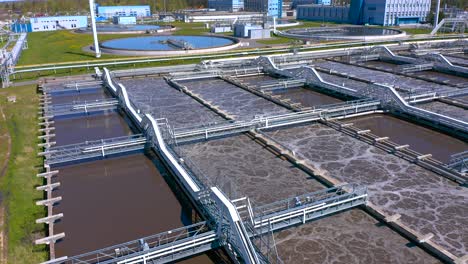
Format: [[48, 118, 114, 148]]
[[281, 26, 406, 41], [100, 35, 240, 56]]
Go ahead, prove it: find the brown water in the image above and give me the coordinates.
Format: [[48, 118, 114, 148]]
[[52, 153, 198, 257], [265, 123, 468, 257], [177, 135, 439, 263], [177, 250, 231, 264], [53, 111, 134, 146], [272, 87, 343, 108], [51, 89, 112, 104], [348, 114, 468, 162]]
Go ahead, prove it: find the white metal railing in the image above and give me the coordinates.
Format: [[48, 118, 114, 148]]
[[101, 67, 262, 264]]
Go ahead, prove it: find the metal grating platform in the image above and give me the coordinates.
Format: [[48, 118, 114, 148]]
[[41, 134, 147, 166]]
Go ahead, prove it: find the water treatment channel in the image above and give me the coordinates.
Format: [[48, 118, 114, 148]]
[[41, 55, 467, 263], [120, 71, 466, 261], [47, 85, 226, 263]]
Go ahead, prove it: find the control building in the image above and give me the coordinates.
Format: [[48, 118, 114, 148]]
[[208, 0, 245, 11], [297, 0, 430, 26], [244, 0, 284, 18]]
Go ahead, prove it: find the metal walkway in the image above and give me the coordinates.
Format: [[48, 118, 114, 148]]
[[40, 80, 104, 93], [171, 99, 381, 144], [46, 222, 218, 264], [40, 134, 147, 166], [256, 78, 306, 92], [446, 151, 468, 174], [255, 59, 468, 135], [236, 184, 368, 236], [42, 99, 119, 117]]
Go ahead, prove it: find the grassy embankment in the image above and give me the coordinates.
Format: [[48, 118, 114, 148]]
[[0, 85, 46, 263]]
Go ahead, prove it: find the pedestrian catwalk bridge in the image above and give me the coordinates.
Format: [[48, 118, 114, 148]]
[[235, 184, 368, 236], [42, 99, 119, 118], [40, 134, 147, 166], [45, 184, 367, 264], [39, 80, 104, 93], [446, 150, 468, 175], [171, 99, 381, 144]]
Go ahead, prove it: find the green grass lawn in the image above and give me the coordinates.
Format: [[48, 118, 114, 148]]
[[256, 34, 296, 45], [398, 28, 432, 35], [169, 22, 210, 36], [17, 31, 141, 66], [17, 24, 213, 66], [0, 85, 47, 263]]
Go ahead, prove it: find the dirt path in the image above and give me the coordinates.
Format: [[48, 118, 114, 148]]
[[0, 105, 11, 264]]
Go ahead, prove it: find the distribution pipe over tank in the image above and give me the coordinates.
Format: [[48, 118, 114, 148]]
[[89, 0, 101, 58]]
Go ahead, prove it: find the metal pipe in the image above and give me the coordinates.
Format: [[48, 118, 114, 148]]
[[434, 0, 441, 30], [89, 0, 101, 58]]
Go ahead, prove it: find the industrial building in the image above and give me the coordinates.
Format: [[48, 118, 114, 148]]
[[297, 0, 431, 26], [96, 5, 151, 18], [174, 10, 264, 23], [208, 0, 245, 11], [292, 0, 331, 8], [11, 16, 88, 33], [245, 0, 284, 18], [234, 23, 271, 38], [297, 5, 349, 23], [113, 16, 137, 25]]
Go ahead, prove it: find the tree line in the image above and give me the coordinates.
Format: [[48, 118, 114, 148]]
[[0, 0, 209, 14]]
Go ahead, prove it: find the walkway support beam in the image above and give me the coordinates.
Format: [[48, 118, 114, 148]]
[[88, 0, 101, 58]]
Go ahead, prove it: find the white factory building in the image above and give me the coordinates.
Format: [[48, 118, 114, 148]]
[[30, 16, 88, 32]]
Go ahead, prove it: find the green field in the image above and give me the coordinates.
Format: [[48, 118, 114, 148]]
[[17, 23, 214, 66], [398, 28, 432, 35], [0, 85, 47, 263], [17, 31, 141, 66], [169, 22, 210, 36], [257, 34, 297, 45]]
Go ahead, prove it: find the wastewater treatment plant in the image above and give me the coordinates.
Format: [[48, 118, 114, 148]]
[[0, 2, 468, 264]]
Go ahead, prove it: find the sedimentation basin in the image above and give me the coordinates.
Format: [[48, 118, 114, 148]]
[[45, 84, 227, 263]]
